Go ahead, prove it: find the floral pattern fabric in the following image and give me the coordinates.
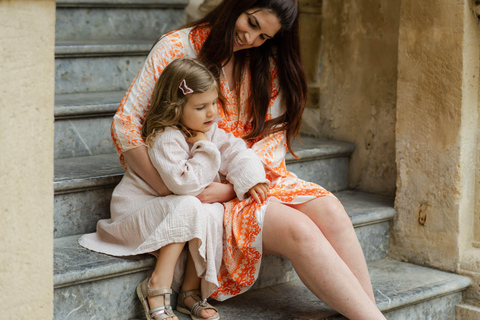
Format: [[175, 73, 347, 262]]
[[111, 26, 333, 301]]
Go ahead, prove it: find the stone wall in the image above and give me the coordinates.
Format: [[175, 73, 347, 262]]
[[318, 0, 400, 196], [0, 1, 55, 318]]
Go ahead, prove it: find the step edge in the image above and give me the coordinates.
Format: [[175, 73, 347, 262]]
[[55, 90, 124, 119], [54, 174, 123, 194], [55, 41, 152, 58], [377, 276, 471, 313]]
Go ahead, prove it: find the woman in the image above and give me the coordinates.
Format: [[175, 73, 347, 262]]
[[111, 0, 386, 319]]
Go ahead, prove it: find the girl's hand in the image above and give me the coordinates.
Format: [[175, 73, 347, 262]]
[[248, 182, 269, 204], [196, 182, 236, 203], [185, 131, 209, 144]]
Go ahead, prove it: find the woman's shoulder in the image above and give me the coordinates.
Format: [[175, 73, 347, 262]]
[[150, 25, 210, 58]]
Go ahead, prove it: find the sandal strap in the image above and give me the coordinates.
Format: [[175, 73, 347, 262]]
[[191, 300, 218, 317], [148, 287, 172, 298], [150, 306, 175, 320], [181, 289, 201, 300], [180, 290, 218, 317]]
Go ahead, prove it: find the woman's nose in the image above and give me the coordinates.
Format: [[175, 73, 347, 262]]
[[245, 32, 256, 45]]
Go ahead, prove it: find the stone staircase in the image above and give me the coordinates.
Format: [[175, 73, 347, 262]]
[[53, 1, 471, 319]]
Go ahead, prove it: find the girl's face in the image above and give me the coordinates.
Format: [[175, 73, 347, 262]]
[[233, 9, 282, 52], [180, 87, 218, 133]]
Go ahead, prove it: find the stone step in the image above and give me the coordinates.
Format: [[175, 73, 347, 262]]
[[55, 0, 188, 42], [201, 259, 471, 320], [53, 190, 394, 318], [54, 250, 470, 320], [53, 139, 355, 238], [55, 51, 147, 94], [54, 91, 122, 159]]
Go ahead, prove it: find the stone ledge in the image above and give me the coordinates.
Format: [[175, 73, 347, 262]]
[[55, 40, 153, 58], [285, 136, 354, 162], [54, 153, 123, 194], [335, 190, 395, 227], [55, 90, 124, 119], [456, 303, 480, 320]]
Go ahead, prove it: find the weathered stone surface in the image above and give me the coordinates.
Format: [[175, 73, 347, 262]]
[[55, 116, 116, 159], [0, 1, 56, 319], [319, 0, 400, 196], [391, 0, 480, 277], [55, 55, 146, 94], [56, 6, 186, 41]]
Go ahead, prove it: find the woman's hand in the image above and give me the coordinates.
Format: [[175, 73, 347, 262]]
[[248, 182, 269, 204], [196, 182, 236, 203]]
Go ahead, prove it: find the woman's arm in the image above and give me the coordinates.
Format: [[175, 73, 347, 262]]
[[122, 146, 173, 196]]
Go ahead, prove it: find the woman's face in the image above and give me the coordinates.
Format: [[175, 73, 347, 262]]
[[233, 9, 282, 52]]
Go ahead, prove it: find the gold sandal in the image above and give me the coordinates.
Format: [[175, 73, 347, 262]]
[[176, 289, 220, 320], [136, 278, 177, 320]]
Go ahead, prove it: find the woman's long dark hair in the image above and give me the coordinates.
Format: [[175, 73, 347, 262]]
[[186, 0, 307, 157]]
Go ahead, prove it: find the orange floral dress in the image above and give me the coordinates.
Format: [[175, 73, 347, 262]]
[[111, 26, 333, 301]]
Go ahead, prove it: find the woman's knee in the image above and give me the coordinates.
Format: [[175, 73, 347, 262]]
[[306, 197, 353, 230], [264, 206, 322, 255]]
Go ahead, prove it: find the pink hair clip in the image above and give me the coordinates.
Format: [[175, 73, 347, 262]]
[[179, 79, 194, 95]]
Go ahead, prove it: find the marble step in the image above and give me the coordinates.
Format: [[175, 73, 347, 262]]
[[53, 139, 355, 238], [54, 253, 470, 320], [54, 91, 122, 159], [193, 260, 471, 320], [54, 191, 395, 318], [56, 0, 188, 42], [55, 49, 148, 94]]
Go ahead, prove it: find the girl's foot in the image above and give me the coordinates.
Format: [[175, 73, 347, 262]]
[[177, 290, 219, 319], [137, 277, 178, 320]]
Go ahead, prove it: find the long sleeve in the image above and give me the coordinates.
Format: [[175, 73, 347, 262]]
[[209, 124, 269, 200], [110, 28, 201, 168], [148, 128, 221, 196]]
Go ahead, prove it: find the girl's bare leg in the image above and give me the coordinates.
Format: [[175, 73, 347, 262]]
[[292, 196, 375, 302], [149, 243, 186, 320], [180, 251, 218, 319], [262, 202, 385, 320]]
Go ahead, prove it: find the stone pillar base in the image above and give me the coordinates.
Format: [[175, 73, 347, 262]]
[[456, 303, 480, 320]]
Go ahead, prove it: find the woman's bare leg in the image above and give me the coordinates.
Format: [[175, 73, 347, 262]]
[[292, 196, 375, 302], [149, 243, 186, 320], [262, 202, 385, 320], [180, 251, 218, 319]]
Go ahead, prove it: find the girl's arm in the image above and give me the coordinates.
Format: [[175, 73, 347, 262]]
[[210, 125, 269, 200], [122, 146, 172, 196], [148, 128, 222, 196]]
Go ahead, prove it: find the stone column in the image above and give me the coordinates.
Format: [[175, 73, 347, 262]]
[[187, 0, 220, 22], [0, 1, 55, 318], [392, 0, 480, 315], [298, 0, 323, 136], [318, 0, 400, 195]]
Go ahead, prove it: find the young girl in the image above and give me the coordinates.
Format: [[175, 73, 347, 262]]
[[79, 58, 269, 320]]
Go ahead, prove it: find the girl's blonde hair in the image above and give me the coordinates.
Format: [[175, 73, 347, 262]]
[[141, 58, 225, 146]]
